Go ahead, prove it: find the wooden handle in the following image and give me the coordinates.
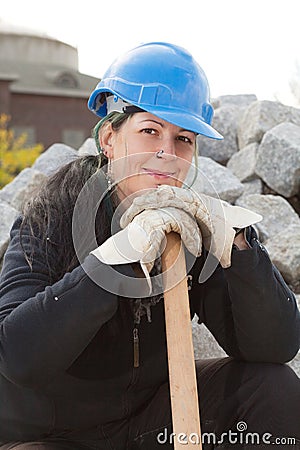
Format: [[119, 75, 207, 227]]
[[162, 232, 202, 449]]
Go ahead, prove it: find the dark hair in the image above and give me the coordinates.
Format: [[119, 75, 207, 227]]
[[21, 112, 132, 283]]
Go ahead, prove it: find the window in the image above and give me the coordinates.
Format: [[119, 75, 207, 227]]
[[55, 72, 78, 89], [12, 126, 36, 146]]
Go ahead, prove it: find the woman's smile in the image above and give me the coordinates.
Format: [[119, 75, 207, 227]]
[[141, 168, 176, 179]]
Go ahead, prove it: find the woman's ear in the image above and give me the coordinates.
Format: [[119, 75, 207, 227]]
[[99, 122, 114, 159]]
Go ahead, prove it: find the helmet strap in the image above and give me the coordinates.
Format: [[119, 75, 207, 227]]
[[107, 95, 144, 115]]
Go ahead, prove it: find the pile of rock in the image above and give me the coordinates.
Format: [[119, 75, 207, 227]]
[[196, 95, 300, 293], [192, 95, 300, 375], [0, 95, 299, 375]]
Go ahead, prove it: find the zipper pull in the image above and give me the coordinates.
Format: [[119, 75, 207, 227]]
[[133, 327, 140, 368]]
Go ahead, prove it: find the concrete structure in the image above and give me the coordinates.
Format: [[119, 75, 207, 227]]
[[0, 19, 99, 148]]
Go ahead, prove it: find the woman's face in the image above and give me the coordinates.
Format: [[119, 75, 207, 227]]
[[100, 112, 196, 199]]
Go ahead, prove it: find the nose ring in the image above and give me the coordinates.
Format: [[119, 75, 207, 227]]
[[156, 150, 164, 159]]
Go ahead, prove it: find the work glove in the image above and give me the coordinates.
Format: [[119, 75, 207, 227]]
[[90, 206, 202, 292], [120, 185, 262, 268]]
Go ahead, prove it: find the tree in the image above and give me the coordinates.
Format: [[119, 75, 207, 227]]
[[0, 114, 43, 188]]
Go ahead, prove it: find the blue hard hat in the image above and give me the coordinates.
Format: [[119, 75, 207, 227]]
[[88, 42, 222, 140]]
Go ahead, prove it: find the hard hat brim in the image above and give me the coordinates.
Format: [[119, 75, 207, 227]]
[[143, 107, 223, 140], [88, 90, 223, 140]]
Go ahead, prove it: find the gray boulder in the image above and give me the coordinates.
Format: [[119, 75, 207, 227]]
[[192, 317, 226, 360], [289, 350, 300, 377], [264, 224, 300, 286], [211, 94, 257, 110], [236, 194, 300, 241], [0, 168, 46, 211], [240, 179, 263, 197], [227, 143, 259, 182], [192, 157, 244, 203], [237, 100, 300, 148], [197, 105, 240, 163], [32, 143, 78, 176], [255, 122, 300, 197], [0, 200, 19, 259]]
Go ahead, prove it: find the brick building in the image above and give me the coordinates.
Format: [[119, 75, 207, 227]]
[[0, 19, 99, 149]]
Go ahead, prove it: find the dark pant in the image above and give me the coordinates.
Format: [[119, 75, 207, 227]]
[[1, 358, 299, 450]]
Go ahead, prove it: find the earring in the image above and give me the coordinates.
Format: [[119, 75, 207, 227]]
[[106, 158, 113, 190]]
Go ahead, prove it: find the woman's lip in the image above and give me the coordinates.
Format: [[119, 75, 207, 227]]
[[142, 168, 176, 178]]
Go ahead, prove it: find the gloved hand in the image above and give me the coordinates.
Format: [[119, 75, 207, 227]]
[[90, 206, 202, 292], [120, 185, 262, 268]]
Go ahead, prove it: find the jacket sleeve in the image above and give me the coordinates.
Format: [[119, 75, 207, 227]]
[[0, 217, 120, 388], [190, 227, 300, 363]]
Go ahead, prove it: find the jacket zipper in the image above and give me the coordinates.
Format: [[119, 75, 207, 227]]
[[133, 326, 140, 368]]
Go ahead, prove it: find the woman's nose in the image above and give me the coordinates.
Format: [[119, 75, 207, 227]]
[[157, 138, 177, 158]]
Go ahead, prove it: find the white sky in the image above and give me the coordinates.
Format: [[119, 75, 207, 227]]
[[1, 0, 300, 105]]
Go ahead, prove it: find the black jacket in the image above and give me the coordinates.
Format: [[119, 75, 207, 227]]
[[0, 217, 299, 441]]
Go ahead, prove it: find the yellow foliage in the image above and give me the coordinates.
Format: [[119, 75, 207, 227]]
[[0, 114, 43, 188]]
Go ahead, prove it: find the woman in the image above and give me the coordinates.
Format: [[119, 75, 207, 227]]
[[0, 42, 299, 449]]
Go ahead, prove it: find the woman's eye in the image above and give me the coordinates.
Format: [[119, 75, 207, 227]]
[[141, 128, 156, 135], [177, 135, 193, 144]]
